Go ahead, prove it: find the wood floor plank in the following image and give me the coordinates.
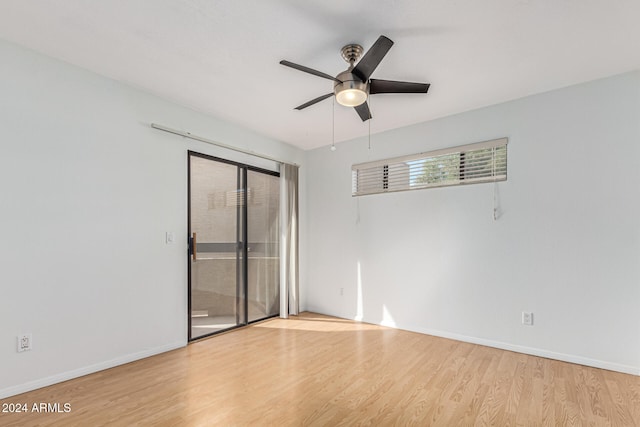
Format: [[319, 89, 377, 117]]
[[1, 312, 639, 426]]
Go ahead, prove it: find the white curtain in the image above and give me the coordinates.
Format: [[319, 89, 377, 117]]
[[280, 163, 299, 318]]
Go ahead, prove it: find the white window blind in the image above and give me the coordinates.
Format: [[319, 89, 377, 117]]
[[352, 138, 508, 196]]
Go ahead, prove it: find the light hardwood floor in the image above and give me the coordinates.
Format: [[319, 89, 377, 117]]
[[2, 312, 639, 426]]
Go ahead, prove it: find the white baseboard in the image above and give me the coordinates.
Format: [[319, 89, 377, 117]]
[[402, 324, 640, 376], [0, 341, 185, 399], [305, 307, 640, 376]]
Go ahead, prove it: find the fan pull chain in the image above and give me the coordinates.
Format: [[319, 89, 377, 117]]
[[368, 96, 372, 150], [331, 96, 336, 151], [368, 117, 371, 150], [493, 147, 498, 221]]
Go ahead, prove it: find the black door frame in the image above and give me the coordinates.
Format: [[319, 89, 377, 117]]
[[187, 150, 280, 341]]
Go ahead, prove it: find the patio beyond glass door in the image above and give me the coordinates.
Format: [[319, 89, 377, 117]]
[[247, 170, 280, 322], [188, 152, 279, 341]]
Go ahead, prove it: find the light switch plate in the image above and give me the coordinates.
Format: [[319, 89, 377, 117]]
[[166, 231, 175, 244]]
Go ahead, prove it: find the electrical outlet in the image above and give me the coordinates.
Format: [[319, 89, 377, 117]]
[[340, 287, 344, 296], [522, 312, 533, 326], [17, 334, 32, 352]]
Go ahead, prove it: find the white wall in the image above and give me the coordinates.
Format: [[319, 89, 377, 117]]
[[0, 39, 306, 398], [305, 71, 640, 374]]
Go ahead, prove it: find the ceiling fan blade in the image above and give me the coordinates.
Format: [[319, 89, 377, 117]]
[[354, 101, 372, 122], [352, 35, 394, 81], [295, 93, 334, 110], [370, 79, 430, 94], [280, 60, 340, 82]]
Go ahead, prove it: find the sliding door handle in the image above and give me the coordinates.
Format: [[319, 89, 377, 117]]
[[192, 232, 197, 261]]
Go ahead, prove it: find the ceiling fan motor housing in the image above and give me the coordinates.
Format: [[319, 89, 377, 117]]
[[334, 70, 368, 107]]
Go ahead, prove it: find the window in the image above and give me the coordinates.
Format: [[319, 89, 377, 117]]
[[352, 138, 507, 196]]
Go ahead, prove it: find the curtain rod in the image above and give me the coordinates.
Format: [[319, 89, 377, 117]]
[[150, 123, 299, 167]]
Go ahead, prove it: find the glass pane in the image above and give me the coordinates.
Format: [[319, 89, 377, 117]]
[[190, 156, 242, 339], [247, 170, 280, 322], [411, 153, 461, 186]]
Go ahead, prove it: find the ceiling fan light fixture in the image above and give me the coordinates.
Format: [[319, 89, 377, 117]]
[[334, 74, 368, 107], [336, 88, 367, 107]]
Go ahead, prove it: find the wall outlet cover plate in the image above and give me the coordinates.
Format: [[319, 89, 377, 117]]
[[18, 334, 32, 352]]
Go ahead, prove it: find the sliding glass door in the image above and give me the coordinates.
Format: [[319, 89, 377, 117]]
[[247, 170, 280, 322], [188, 152, 279, 340]]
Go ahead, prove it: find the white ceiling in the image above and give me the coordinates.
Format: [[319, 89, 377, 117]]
[[1, 1, 639, 150]]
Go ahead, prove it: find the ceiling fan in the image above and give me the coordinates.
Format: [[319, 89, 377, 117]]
[[280, 35, 430, 122]]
